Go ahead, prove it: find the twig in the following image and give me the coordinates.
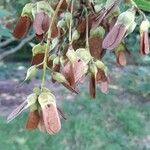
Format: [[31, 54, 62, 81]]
[[130, 0, 146, 19], [0, 38, 16, 48], [0, 34, 34, 60], [41, 0, 64, 88]]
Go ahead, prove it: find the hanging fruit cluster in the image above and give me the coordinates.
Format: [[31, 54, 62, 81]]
[[7, 0, 150, 135]]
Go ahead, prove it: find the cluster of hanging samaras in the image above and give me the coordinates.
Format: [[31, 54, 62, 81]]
[[13, 0, 150, 96], [8, 0, 150, 135], [7, 87, 64, 135]]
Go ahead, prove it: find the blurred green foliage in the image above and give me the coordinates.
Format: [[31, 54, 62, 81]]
[[134, 0, 150, 12]]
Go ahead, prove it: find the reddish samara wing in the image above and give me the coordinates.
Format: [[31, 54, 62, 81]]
[[103, 24, 126, 50], [42, 104, 61, 135], [13, 16, 32, 39], [89, 75, 96, 99], [26, 110, 40, 131]]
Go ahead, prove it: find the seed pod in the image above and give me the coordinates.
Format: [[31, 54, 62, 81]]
[[140, 19, 150, 55], [76, 48, 92, 64], [92, 0, 120, 29], [103, 24, 126, 50], [38, 111, 47, 133], [38, 92, 55, 107], [25, 93, 38, 107], [7, 93, 38, 122], [63, 62, 75, 87], [117, 51, 127, 66], [140, 32, 150, 55], [89, 75, 96, 99], [47, 54, 57, 68], [7, 101, 27, 123], [33, 12, 50, 36], [38, 92, 61, 135], [89, 63, 98, 99], [72, 30, 80, 42], [60, 56, 66, 66], [31, 54, 45, 69], [36, 1, 54, 15], [32, 43, 47, 56], [26, 109, 40, 131], [53, 56, 60, 66], [115, 9, 136, 27], [21, 3, 33, 18], [140, 19, 150, 33], [100, 82, 109, 94], [103, 9, 136, 50], [96, 69, 108, 83], [13, 16, 32, 39], [73, 59, 88, 84], [115, 43, 127, 66], [42, 87, 54, 94], [13, 3, 34, 39], [42, 14, 50, 31], [42, 103, 61, 135], [52, 71, 78, 94], [90, 26, 105, 38], [89, 26, 106, 59], [52, 57, 61, 74], [63, 59, 88, 87], [33, 87, 41, 95], [125, 21, 136, 36], [32, 3, 59, 39], [66, 48, 77, 64], [25, 65, 38, 81], [89, 37, 104, 59], [31, 43, 47, 68], [95, 60, 106, 70], [72, 37, 86, 50], [52, 63, 61, 83], [89, 63, 98, 77], [52, 72, 69, 84], [94, 4, 103, 13]]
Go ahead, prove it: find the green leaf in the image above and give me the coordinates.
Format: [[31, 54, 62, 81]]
[[134, 0, 150, 12]]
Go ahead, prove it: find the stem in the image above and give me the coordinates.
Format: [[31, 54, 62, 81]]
[[41, 0, 64, 89], [85, 9, 89, 51], [36, 62, 44, 67], [130, 0, 146, 20], [69, 0, 74, 44]]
